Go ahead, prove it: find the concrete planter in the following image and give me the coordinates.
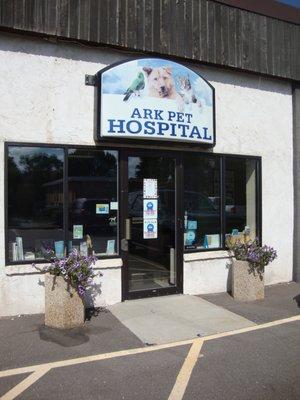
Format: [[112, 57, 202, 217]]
[[231, 259, 264, 301], [45, 273, 85, 329]]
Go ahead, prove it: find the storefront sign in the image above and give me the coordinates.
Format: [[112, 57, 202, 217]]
[[96, 58, 215, 146]]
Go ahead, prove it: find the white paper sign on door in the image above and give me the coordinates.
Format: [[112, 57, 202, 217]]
[[143, 179, 157, 199], [143, 199, 158, 218], [143, 219, 158, 239]]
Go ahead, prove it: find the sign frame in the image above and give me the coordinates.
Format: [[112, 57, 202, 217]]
[[94, 57, 216, 148]]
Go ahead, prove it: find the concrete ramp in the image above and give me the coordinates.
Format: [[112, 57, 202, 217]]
[[108, 294, 256, 345]]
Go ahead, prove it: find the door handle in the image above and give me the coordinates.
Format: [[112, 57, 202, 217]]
[[121, 238, 128, 252], [125, 218, 131, 240]]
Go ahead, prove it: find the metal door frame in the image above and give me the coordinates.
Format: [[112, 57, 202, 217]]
[[120, 148, 183, 301]]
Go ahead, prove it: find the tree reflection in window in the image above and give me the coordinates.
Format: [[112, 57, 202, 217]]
[[7, 147, 64, 261]]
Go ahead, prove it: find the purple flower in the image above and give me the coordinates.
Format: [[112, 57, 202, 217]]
[[78, 285, 85, 296], [228, 236, 277, 271], [43, 249, 97, 295]]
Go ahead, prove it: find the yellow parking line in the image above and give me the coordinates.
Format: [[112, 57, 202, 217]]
[[0, 339, 194, 379], [168, 339, 203, 400], [203, 314, 300, 343], [0, 314, 298, 400], [1, 367, 50, 400]]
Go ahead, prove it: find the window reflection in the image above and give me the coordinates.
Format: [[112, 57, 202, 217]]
[[225, 157, 257, 239], [183, 155, 221, 249], [7, 146, 64, 261], [68, 149, 118, 256]]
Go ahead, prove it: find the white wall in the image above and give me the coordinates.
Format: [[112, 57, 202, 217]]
[[0, 33, 294, 315], [183, 252, 232, 295], [0, 260, 122, 317]]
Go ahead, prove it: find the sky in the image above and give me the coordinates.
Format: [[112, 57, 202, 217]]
[[276, 0, 300, 8]]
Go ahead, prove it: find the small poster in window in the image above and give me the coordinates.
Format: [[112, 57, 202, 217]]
[[187, 220, 197, 230], [96, 203, 109, 214], [143, 179, 158, 199], [143, 199, 158, 218], [73, 225, 83, 239], [110, 201, 118, 210], [185, 230, 196, 246], [143, 219, 158, 239]]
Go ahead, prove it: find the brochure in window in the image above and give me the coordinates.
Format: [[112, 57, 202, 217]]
[[106, 240, 116, 255], [54, 241, 64, 258], [9, 242, 18, 261], [16, 237, 24, 260], [204, 234, 220, 249]]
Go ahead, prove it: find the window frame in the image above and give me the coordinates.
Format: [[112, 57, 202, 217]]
[[182, 152, 262, 254], [5, 142, 121, 265], [182, 152, 223, 251], [223, 155, 261, 245], [5, 142, 262, 264]]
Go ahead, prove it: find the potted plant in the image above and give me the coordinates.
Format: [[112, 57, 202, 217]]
[[226, 236, 277, 301], [35, 248, 98, 329]]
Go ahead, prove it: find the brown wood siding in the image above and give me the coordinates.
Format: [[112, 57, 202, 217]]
[[0, 0, 299, 81]]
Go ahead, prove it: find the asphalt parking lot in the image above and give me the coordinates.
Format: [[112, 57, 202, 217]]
[[0, 283, 299, 400]]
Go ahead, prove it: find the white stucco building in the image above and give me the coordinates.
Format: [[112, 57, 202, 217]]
[[0, 0, 298, 317]]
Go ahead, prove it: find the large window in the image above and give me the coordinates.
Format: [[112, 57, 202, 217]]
[[184, 155, 221, 250], [6, 145, 119, 263], [68, 149, 118, 256], [225, 157, 258, 240], [6, 145, 260, 263], [183, 154, 260, 252], [7, 146, 64, 262]]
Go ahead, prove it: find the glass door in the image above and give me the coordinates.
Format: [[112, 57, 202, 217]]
[[121, 151, 182, 299]]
